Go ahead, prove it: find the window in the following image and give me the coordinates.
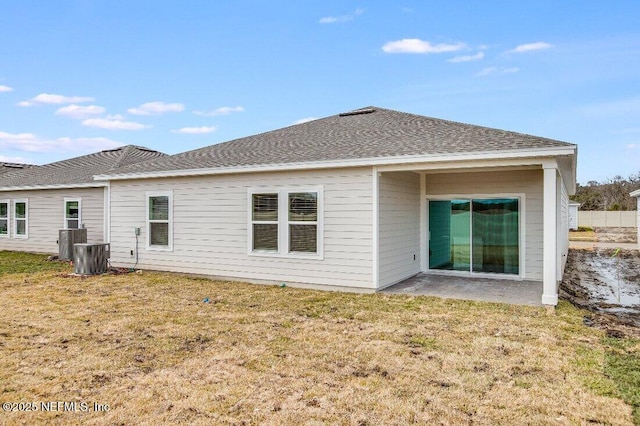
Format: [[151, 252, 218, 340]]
[[0, 200, 9, 237], [64, 198, 81, 229], [428, 197, 520, 275], [248, 188, 323, 258], [288, 192, 317, 253], [146, 192, 172, 250], [252, 193, 278, 251], [14, 200, 28, 238]]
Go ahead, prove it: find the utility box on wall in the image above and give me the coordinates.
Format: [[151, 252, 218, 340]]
[[74, 243, 110, 275], [59, 228, 87, 260]]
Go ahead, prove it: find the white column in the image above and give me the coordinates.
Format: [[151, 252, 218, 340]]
[[542, 165, 558, 305], [419, 173, 427, 272], [372, 167, 379, 289]]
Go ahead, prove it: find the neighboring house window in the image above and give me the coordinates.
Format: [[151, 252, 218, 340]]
[[252, 193, 279, 251], [0, 200, 9, 237], [249, 188, 323, 258], [14, 200, 28, 238], [64, 198, 81, 229], [146, 192, 173, 250]]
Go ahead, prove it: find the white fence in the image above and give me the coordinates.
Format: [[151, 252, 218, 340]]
[[578, 211, 637, 228]]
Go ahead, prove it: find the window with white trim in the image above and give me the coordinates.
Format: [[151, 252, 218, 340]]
[[0, 200, 9, 237], [14, 200, 28, 238], [251, 193, 279, 251], [146, 192, 173, 250], [64, 198, 81, 229], [288, 192, 318, 253], [249, 188, 323, 258]]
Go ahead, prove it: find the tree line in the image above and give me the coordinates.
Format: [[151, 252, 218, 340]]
[[571, 172, 640, 211]]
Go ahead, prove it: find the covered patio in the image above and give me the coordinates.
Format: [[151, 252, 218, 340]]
[[382, 273, 543, 306]]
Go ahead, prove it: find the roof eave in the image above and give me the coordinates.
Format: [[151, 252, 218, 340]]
[[94, 146, 576, 182], [0, 182, 108, 192]]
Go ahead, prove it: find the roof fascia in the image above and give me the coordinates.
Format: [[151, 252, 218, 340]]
[[0, 182, 108, 192]]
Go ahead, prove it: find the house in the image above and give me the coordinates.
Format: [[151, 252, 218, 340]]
[[632, 189, 640, 248], [568, 202, 581, 230], [94, 107, 577, 306], [0, 146, 166, 253]]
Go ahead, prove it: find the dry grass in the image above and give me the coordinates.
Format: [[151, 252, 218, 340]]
[[0, 260, 635, 424], [569, 229, 597, 242]]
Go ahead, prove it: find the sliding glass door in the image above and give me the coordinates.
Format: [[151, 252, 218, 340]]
[[429, 198, 519, 275]]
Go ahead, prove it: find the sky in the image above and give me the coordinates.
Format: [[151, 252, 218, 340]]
[[0, 1, 639, 184]]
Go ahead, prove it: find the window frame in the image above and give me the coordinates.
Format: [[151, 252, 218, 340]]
[[63, 198, 82, 229], [13, 199, 28, 239], [247, 187, 323, 260], [0, 199, 9, 238], [250, 192, 280, 253], [146, 191, 173, 251], [425, 192, 525, 279]]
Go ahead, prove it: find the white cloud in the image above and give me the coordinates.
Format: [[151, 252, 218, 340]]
[[82, 117, 150, 130], [292, 117, 318, 125], [171, 126, 217, 134], [507, 42, 553, 54], [319, 8, 363, 24], [0, 131, 122, 153], [17, 93, 94, 107], [448, 51, 485, 63], [0, 85, 13, 93], [626, 144, 638, 149], [476, 66, 519, 77], [55, 104, 106, 119], [382, 39, 465, 54], [193, 106, 245, 117], [127, 101, 185, 116]]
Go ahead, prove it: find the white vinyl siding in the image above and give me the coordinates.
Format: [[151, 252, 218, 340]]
[[0, 188, 105, 253], [108, 168, 374, 289], [558, 178, 569, 280], [64, 198, 81, 229], [378, 171, 421, 288], [0, 200, 9, 237], [425, 169, 543, 281], [13, 200, 28, 238]]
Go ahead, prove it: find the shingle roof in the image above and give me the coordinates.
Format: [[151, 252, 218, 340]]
[[105, 106, 575, 177], [0, 162, 35, 174], [0, 145, 167, 188]]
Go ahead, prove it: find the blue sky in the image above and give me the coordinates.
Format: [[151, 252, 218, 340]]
[[0, 1, 638, 184]]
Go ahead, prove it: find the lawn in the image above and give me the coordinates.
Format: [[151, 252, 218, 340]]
[[0, 251, 637, 425]]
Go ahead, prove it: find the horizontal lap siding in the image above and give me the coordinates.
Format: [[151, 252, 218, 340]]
[[109, 168, 374, 288], [0, 187, 105, 253], [378, 172, 421, 288], [425, 169, 543, 281]]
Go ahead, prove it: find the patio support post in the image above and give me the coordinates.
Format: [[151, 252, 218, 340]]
[[542, 164, 559, 305]]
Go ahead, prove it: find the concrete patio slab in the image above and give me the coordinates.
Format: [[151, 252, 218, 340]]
[[383, 273, 543, 306]]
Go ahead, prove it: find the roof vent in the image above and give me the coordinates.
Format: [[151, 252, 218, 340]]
[[339, 107, 376, 117]]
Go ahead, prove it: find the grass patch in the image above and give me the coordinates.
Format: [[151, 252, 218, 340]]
[[603, 337, 640, 424], [569, 229, 597, 242], [0, 250, 71, 275], [0, 252, 636, 424]]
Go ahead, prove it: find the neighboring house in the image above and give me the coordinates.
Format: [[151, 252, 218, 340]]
[[632, 189, 640, 248], [568, 202, 581, 230], [95, 106, 577, 306], [0, 146, 167, 253]]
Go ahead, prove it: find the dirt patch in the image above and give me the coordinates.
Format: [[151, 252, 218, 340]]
[[594, 227, 637, 244], [561, 248, 640, 337]]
